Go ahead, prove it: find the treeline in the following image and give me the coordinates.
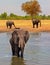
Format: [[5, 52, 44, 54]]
[[0, 12, 50, 20]]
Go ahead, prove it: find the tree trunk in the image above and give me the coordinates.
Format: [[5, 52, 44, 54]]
[[31, 15, 34, 28]]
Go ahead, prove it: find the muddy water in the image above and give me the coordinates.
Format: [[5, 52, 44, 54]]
[[0, 32, 50, 65]]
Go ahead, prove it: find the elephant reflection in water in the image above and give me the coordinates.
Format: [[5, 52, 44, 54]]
[[6, 20, 16, 29], [10, 28, 29, 58], [11, 57, 26, 65], [32, 19, 41, 28]]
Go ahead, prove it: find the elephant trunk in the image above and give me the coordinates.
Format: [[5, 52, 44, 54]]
[[13, 24, 16, 28]]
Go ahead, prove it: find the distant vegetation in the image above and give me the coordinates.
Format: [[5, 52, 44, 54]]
[[0, 12, 50, 20], [0, 0, 50, 20]]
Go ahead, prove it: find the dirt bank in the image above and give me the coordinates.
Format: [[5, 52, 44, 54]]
[[0, 20, 50, 32]]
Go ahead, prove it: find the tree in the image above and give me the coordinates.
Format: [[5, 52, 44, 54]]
[[10, 13, 17, 17], [1, 12, 7, 19], [42, 14, 46, 19], [21, 0, 41, 20], [9, 13, 17, 20]]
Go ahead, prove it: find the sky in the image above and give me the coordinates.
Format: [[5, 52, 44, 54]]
[[0, 0, 50, 16]]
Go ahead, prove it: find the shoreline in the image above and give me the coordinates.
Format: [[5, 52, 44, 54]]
[[0, 27, 50, 33]]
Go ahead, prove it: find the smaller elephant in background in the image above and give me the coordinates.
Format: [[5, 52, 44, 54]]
[[6, 21, 15, 29], [10, 28, 29, 58], [32, 19, 41, 28]]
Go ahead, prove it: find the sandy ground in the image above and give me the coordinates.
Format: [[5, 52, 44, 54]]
[[0, 20, 50, 32]]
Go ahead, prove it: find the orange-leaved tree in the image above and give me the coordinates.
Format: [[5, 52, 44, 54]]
[[21, 0, 41, 27]]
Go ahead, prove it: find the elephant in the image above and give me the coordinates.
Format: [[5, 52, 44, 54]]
[[6, 20, 15, 29], [32, 19, 41, 28], [10, 28, 29, 58]]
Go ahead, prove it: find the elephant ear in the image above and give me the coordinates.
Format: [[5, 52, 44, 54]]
[[24, 31, 29, 43]]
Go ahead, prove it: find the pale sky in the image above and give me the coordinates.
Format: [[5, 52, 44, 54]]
[[0, 0, 50, 16]]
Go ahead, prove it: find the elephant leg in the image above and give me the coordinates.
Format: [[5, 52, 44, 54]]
[[40, 22, 41, 27], [12, 49, 15, 56], [11, 46, 15, 56], [10, 25, 12, 29], [7, 25, 8, 28], [21, 48, 24, 58], [36, 23, 38, 28], [15, 44, 19, 56], [17, 47, 20, 57], [10, 39, 15, 55]]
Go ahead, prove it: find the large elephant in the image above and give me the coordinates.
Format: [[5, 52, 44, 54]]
[[10, 28, 29, 58], [6, 21, 15, 29], [32, 19, 41, 28]]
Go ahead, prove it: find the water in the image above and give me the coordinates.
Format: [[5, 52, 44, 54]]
[[0, 32, 50, 65]]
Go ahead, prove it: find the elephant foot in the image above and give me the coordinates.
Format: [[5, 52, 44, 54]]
[[21, 53, 23, 58]]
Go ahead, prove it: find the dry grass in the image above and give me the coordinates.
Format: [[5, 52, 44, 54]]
[[0, 20, 50, 32]]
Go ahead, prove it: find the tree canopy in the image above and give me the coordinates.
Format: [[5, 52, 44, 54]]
[[21, 0, 41, 19], [1, 12, 7, 19]]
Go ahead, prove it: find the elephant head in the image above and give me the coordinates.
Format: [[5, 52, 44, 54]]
[[10, 28, 29, 58]]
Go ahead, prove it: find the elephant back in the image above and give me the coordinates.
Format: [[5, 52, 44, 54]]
[[6, 21, 14, 25]]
